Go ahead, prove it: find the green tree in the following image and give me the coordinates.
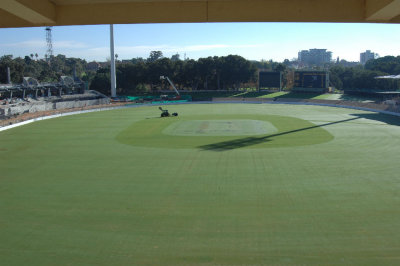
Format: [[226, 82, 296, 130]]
[[90, 69, 111, 95], [146, 57, 173, 91], [218, 55, 256, 90], [0, 55, 25, 83], [198, 57, 216, 90], [365, 56, 400, 75], [171, 53, 180, 62], [273, 63, 288, 88], [181, 59, 200, 90], [147, 51, 163, 63]]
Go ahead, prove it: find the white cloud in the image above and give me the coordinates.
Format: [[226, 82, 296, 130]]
[[54, 40, 89, 49], [0, 39, 89, 49], [1, 39, 45, 48]]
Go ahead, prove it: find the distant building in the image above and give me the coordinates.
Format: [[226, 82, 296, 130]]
[[298, 49, 332, 66], [360, 50, 376, 64]]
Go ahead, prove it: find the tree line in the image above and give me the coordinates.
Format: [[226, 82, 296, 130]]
[[0, 54, 91, 84], [91, 53, 258, 95], [1, 52, 400, 95], [329, 56, 400, 91]]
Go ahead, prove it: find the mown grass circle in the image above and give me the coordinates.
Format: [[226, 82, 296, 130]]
[[1, 103, 400, 265], [116, 113, 334, 149]]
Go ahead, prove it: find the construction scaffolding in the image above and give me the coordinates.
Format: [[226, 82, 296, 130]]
[[0, 76, 85, 102]]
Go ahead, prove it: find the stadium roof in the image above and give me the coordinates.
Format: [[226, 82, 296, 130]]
[[1, 0, 400, 28]]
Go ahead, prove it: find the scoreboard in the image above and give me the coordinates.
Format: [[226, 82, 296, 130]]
[[294, 71, 329, 89], [259, 71, 281, 89]]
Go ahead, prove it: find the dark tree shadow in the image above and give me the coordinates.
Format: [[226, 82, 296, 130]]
[[273, 92, 323, 99], [351, 113, 400, 127], [198, 117, 359, 151], [233, 91, 324, 99]]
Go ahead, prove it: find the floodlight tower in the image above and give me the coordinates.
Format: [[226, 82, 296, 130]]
[[110, 24, 117, 97], [45, 27, 53, 61]]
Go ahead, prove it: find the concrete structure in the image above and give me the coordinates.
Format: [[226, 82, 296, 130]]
[[298, 49, 332, 66], [360, 50, 376, 64], [0, 90, 109, 119], [1, 1, 400, 28]]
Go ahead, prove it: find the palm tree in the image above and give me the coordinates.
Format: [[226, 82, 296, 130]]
[[35, 53, 38, 61]]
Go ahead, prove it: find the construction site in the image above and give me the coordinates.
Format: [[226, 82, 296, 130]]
[[0, 76, 110, 121]]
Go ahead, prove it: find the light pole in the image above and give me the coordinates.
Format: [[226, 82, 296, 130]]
[[110, 24, 117, 97]]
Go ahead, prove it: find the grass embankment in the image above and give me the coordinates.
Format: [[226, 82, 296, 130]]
[[177, 91, 379, 102]]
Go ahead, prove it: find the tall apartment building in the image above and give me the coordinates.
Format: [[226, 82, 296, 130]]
[[360, 50, 375, 64], [298, 49, 332, 66]]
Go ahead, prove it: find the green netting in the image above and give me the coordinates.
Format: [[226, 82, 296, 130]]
[[151, 100, 190, 104], [178, 95, 192, 100], [126, 95, 192, 101]]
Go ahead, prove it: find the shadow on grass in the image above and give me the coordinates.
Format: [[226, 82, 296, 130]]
[[338, 94, 378, 102], [275, 92, 324, 99], [233, 91, 324, 99], [239, 91, 274, 98], [351, 113, 400, 126], [181, 91, 326, 100], [198, 117, 359, 151]]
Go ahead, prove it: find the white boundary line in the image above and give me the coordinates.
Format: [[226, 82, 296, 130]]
[[1, 100, 399, 132], [0, 107, 119, 132]]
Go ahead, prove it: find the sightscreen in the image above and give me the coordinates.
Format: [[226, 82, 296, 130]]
[[259, 71, 281, 89], [294, 71, 328, 89]]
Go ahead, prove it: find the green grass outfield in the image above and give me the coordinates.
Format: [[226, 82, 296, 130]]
[[1, 103, 400, 265]]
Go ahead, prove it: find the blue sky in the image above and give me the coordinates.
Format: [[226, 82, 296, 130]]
[[0, 22, 399, 62]]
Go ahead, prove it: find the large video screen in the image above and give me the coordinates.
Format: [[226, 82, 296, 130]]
[[259, 71, 281, 88], [294, 71, 328, 88]]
